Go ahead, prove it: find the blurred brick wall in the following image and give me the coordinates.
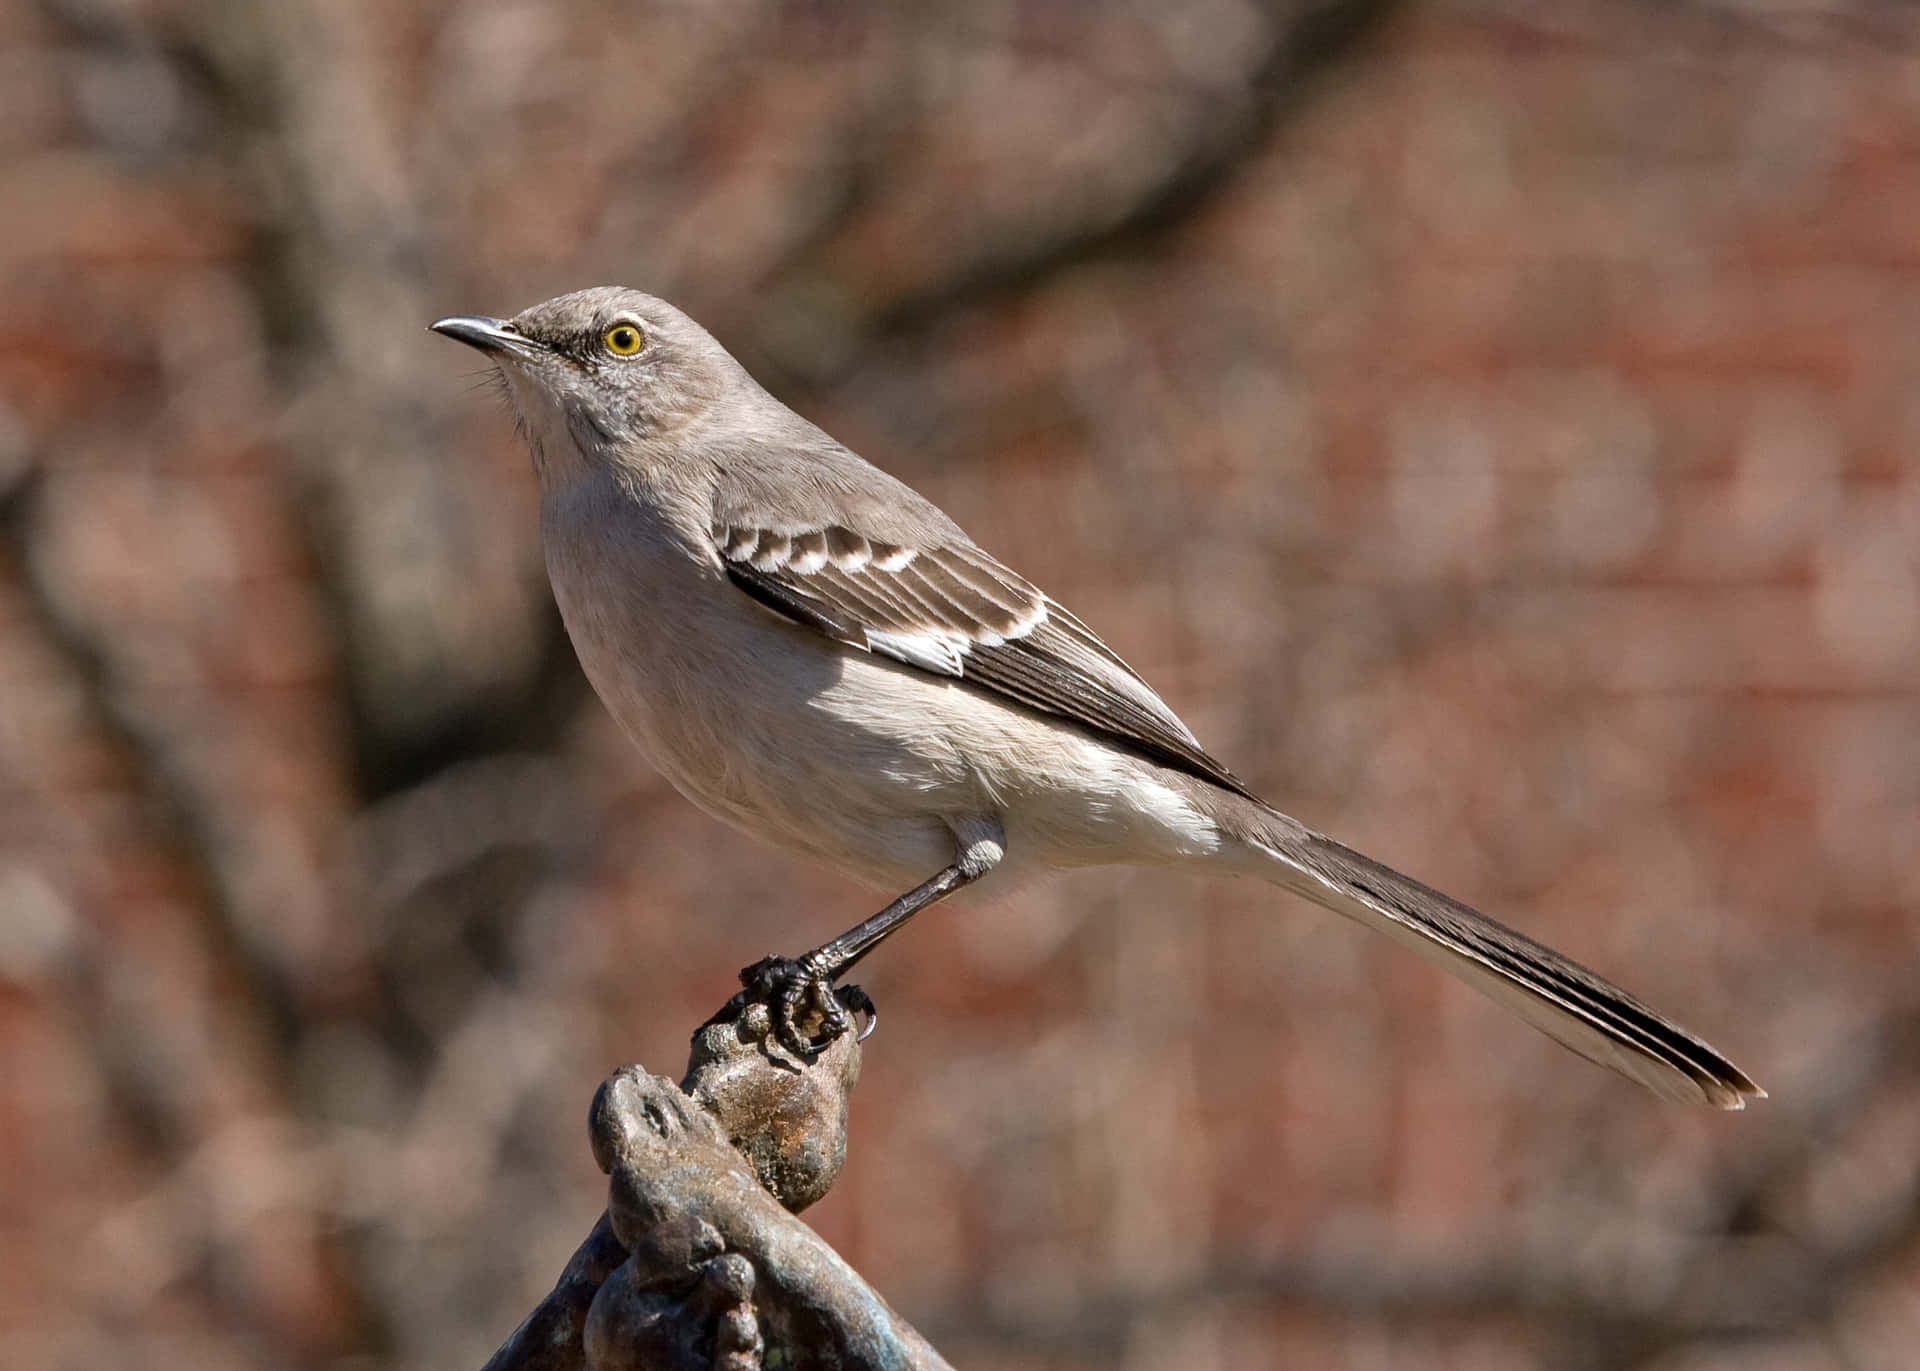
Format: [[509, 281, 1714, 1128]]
[[2, 2, 1916, 1369]]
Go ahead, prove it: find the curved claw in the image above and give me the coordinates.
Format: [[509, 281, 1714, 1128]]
[[837, 984, 879, 1042], [712, 954, 863, 1058]]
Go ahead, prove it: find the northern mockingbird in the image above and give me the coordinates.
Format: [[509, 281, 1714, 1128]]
[[432, 287, 1761, 1108]]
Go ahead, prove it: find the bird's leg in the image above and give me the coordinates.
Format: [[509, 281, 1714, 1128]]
[[707, 829, 1002, 1058], [717, 864, 975, 1058]]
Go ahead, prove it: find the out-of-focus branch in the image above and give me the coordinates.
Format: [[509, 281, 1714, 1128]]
[[175, 0, 562, 795], [866, 0, 1402, 341], [925, 1006, 1920, 1369], [483, 1004, 950, 1371], [749, 0, 1403, 388], [0, 464, 303, 1130]]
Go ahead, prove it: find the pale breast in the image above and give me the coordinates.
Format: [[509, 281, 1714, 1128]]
[[537, 471, 1227, 893], [540, 479, 968, 887]]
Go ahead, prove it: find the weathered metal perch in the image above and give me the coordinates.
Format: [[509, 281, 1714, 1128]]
[[478, 996, 950, 1371]]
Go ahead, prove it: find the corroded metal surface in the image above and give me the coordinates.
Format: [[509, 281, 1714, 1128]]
[[480, 996, 947, 1371], [683, 1002, 862, 1213]]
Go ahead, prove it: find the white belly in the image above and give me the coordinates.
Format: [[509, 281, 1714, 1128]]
[[541, 480, 1225, 892]]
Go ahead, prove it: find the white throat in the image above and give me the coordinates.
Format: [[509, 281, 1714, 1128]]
[[500, 365, 597, 492]]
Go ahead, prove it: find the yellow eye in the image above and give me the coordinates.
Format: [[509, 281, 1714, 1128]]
[[603, 323, 644, 356]]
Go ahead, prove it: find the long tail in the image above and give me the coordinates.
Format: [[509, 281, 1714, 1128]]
[[1219, 802, 1763, 1108]]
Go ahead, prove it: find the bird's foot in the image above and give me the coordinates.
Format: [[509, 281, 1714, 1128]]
[[703, 953, 877, 1059]]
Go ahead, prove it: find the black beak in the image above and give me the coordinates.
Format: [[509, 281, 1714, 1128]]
[[429, 315, 543, 359]]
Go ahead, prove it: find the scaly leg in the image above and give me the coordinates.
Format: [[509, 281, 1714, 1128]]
[[707, 828, 1003, 1057]]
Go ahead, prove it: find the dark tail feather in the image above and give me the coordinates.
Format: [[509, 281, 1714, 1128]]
[[1239, 809, 1762, 1108]]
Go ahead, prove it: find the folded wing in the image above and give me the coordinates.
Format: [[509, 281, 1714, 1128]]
[[714, 518, 1254, 798]]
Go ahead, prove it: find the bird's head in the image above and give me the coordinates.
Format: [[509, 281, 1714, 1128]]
[[432, 286, 741, 481]]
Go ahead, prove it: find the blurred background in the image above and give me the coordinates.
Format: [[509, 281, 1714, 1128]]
[[3, 0, 1917, 1367]]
